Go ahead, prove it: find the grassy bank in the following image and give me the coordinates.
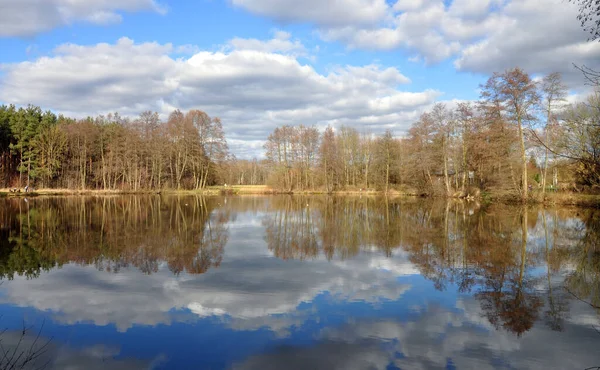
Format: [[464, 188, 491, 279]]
[[0, 185, 275, 197], [484, 191, 600, 208], [2, 186, 599, 208], [0, 185, 404, 197]]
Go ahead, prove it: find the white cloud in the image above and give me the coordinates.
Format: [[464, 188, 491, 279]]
[[228, 30, 308, 57], [232, 0, 600, 87], [454, 0, 600, 88], [0, 37, 439, 158], [319, 1, 466, 63], [448, 0, 502, 19], [0, 0, 165, 37], [230, 0, 389, 27]]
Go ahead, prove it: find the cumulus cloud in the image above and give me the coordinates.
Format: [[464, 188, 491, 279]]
[[0, 37, 438, 158], [227, 30, 308, 57], [0, 0, 165, 37], [233, 0, 600, 86], [454, 0, 600, 88], [229, 0, 389, 27]]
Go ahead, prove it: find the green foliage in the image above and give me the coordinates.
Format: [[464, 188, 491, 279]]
[[0, 105, 230, 189]]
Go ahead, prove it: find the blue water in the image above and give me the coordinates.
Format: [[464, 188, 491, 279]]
[[0, 196, 598, 369]]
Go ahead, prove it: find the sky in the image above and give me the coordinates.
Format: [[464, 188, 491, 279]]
[[0, 0, 599, 158]]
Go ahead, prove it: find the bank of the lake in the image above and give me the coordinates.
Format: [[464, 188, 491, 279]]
[[2, 186, 600, 208]]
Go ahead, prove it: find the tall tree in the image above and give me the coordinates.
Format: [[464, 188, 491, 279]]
[[407, 112, 437, 192], [0, 105, 16, 186], [455, 102, 475, 191], [481, 69, 540, 200], [540, 73, 567, 195], [319, 126, 338, 193], [431, 103, 454, 196], [555, 93, 600, 188], [373, 130, 398, 193], [166, 110, 195, 189], [34, 124, 67, 187]]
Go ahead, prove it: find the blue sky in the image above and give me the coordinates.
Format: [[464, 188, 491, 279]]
[[0, 0, 599, 157]]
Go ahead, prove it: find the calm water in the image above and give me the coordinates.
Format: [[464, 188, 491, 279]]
[[0, 195, 599, 369]]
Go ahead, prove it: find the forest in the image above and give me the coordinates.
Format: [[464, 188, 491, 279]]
[[0, 68, 599, 200], [0, 108, 230, 190], [257, 69, 600, 199]]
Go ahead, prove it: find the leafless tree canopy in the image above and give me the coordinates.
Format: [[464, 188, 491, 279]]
[[569, 0, 600, 41]]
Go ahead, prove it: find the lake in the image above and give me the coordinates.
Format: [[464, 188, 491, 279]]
[[0, 195, 598, 369]]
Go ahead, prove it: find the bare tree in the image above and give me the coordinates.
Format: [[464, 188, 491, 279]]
[[431, 103, 454, 196], [569, 0, 600, 41], [319, 126, 338, 193], [481, 68, 540, 200], [540, 73, 568, 195]]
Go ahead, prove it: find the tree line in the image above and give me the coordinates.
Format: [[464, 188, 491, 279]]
[[1, 68, 598, 197], [0, 107, 230, 190], [256, 68, 600, 199]]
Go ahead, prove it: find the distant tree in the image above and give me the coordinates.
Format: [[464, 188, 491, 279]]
[[319, 126, 338, 193], [360, 131, 374, 189], [407, 112, 437, 192], [34, 124, 67, 187], [63, 119, 98, 190], [9, 106, 39, 187], [539, 73, 567, 195], [167, 109, 195, 189], [372, 130, 399, 193], [0, 105, 16, 186], [481, 68, 540, 200], [338, 126, 361, 187], [454, 102, 475, 191], [555, 93, 600, 188], [298, 125, 320, 189], [430, 103, 454, 196]]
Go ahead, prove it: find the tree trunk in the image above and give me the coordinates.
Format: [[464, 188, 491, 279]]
[[518, 116, 528, 201], [443, 136, 451, 196], [385, 148, 390, 194], [542, 106, 552, 197], [461, 137, 467, 192]]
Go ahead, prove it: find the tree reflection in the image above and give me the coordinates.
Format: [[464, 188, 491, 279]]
[[0, 196, 229, 279], [1, 195, 598, 339], [473, 210, 543, 336], [262, 196, 409, 260], [561, 209, 600, 309], [261, 196, 599, 337]]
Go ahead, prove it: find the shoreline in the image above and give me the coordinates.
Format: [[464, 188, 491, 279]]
[[1, 187, 599, 207]]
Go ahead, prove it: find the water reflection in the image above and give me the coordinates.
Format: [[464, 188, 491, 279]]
[[0, 195, 598, 369], [0, 196, 229, 278]]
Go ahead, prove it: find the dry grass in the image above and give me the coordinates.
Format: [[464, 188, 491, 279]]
[[541, 192, 600, 208], [485, 190, 600, 208], [0, 188, 145, 196], [2, 186, 597, 207]]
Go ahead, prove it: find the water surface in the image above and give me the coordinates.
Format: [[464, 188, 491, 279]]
[[0, 195, 598, 369]]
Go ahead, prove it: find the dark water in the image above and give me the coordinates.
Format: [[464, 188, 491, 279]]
[[0, 195, 599, 369]]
